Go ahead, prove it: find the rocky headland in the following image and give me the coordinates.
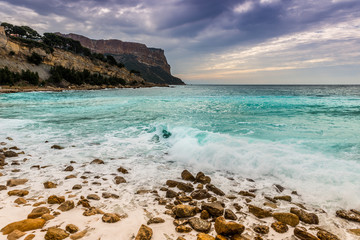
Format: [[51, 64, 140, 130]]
[[0, 138, 359, 240]]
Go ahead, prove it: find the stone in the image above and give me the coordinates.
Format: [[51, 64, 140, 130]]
[[77, 199, 91, 208], [27, 207, 50, 219], [177, 182, 194, 192], [274, 184, 285, 192], [24, 234, 36, 240], [214, 216, 245, 236], [248, 205, 272, 218], [45, 227, 69, 240], [72, 184, 82, 190], [206, 184, 225, 196], [87, 194, 100, 200], [8, 190, 29, 197], [196, 172, 211, 184], [274, 195, 292, 202], [181, 170, 195, 181], [238, 191, 255, 198], [189, 217, 211, 233], [1, 218, 46, 234], [135, 224, 152, 240], [294, 227, 319, 240], [51, 145, 64, 150], [202, 202, 224, 217], [173, 219, 189, 226], [224, 209, 237, 220], [41, 214, 55, 221], [7, 229, 26, 240], [147, 217, 165, 225], [317, 230, 340, 240], [177, 195, 192, 202], [263, 202, 277, 209], [117, 166, 128, 174], [253, 225, 269, 234], [173, 205, 197, 218], [65, 174, 76, 179], [166, 180, 179, 187], [271, 221, 288, 233], [290, 207, 319, 224], [201, 210, 210, 220], [215, 235, 227, 240], [90, 159, 104, 164], [0, 185, 7, 191], [273, 212, 299, 227], [102, 213, 121, 223], [43, 181, 57, 189], [191, 190, 212, 200], [14, 197, 27, 204], [348, 229, 360, 236], [83, 207, 104, 216], [114, 176, 126, 184], [70, 229, 88, 239], [166, 189, 178, 198], [198, 233, 215, 240], [177, 237, 186, 240], [176, 225, 193, 233], [48, 195, 65, 204], [7, 179, 28, 187], [64, 166, 74, 171], [58, 200, 75, 211], [65, 224, 79, 233], [336, 209, 360, 222], [33, 201, 46, 207], [4, 151, 18, 157]]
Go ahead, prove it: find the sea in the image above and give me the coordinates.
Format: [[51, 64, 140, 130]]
[[0, 85, 359, 210]]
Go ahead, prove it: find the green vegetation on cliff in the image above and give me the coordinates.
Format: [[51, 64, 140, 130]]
[[0, 67, 39, 86]]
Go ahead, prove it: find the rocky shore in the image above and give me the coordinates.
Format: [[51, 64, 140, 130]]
[[0, 83, 169, 94], [0, 138, 359, 240]]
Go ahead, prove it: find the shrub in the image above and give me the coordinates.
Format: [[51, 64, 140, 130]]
[[27, 52, 43, 65]]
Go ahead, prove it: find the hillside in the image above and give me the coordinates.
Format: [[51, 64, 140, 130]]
[[58, 33, 184, 85]]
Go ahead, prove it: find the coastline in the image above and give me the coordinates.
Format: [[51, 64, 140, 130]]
[[0, 138, 359, 240], [0, 83, 170, 94]]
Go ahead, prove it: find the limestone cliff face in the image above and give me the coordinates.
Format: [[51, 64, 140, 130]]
[[59, 33, 171, 74], [0, 30, 145, 85]]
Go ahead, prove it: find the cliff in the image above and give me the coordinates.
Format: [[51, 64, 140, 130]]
[[0, 28, 147, 87], [58, 33, 184, 85]]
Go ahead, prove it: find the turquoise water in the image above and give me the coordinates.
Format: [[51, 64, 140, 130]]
[[1, 85, 360, 207]]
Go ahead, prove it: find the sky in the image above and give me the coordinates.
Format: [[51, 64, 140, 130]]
[[0, 0, 360, 84]]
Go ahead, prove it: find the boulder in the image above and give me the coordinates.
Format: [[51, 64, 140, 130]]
[[90, 159, 104, 164], [147, 217, 165, 225], [191, 190, 212, 200], [177, 182, 194, 192], [202, 202, 224, 217], [273, 212, 299, 227], [43, 181, 57, 189], [166, 189, 178, 198], [201, 210, 210, 219], [8, 190, 29, 197], [44, 227, 69, 240], [248, 205, 272, 218], [197, 233, 215, 240], [224, 209, 237, 220], [114, 176, 126, 184], [14, 197, 27, 204], [65, 224, 79, 233], [317, 230, 340, 240], [206, 184, 225, 196], [294, 227, 319, 240], [102, 213, 121, 223], [58, 200, 74, 212], [214, 216, 245, 236], [27, 207, 50, 219], [7, 229, 26, 240], [196, 172, 211, 184], [4, 151, 18, 157], [135, 224, 152, 240], [6, 179, 28, 187], [48, 195, 65, 204], [166, 180, 179, 187], [176, 225, 192, 233], [83, 207, 104, 216], [290, 207, 319, 224], [189, 217, 212, 233], [181, 170, 195, 181], [271, 221, 288, 233], [1, 218, 46, 234], [173, 205, 197, 218], [253, 225, 269, 234], [336, 209, 360, 222]]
